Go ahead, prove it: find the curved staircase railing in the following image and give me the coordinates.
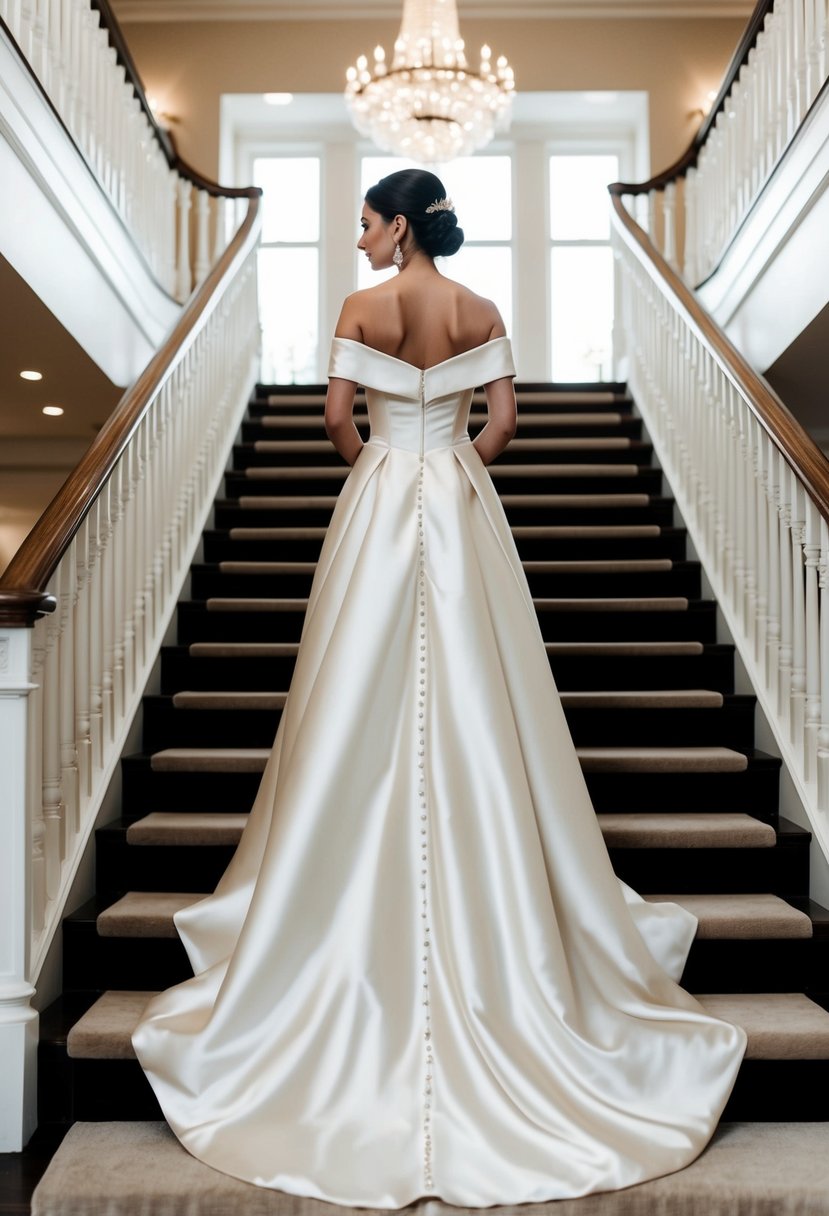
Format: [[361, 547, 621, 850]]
[[609, 0, 829, 878], [617, 0, 828, 286], [0, 0, 262, 1150], [0, 0, 247, 298]]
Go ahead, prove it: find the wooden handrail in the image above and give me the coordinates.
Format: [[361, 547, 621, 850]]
[[609, 0, 774, 196], [0, 190, 262, 628], [610, 192, 829, 520]]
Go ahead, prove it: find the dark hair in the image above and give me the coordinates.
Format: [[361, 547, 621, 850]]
[[364, 169, 464, 259]]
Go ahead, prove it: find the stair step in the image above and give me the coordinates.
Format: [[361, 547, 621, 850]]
[[143, 744, 751, 776], [164, 639, 737, 696], [227, 492, 654, 511], [149, 748, 271, 772], [250, 437, 637, 454], [579, 746, 748, 773], [561, 689, 722, 708], [546, 640, 704, 655], [94, 814, 808, 900], [235, 463, 650, 481], [257, 388, 631, 407], [97, 893, 205, 938], [643, 893, 813, 938], [188, 641, 300, 657], [253, 411, 630, 429], [63, 988, 829, 1063], [207, 559, 677, 576], [597, 812, 776, 848], [123, 811, 777, 853], [170, 691, 287, 710], [27, 1119, 829, 1211], [96, 891, 814, 944], [198, 595, 694, 614], [126, 812, 248, 846], [185, 639, 709, 659]]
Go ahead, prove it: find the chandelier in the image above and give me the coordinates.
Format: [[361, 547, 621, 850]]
[[344, 0, 515, 164]]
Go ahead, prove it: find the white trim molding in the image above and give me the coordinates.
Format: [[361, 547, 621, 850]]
[[113, 0, 754, 22]]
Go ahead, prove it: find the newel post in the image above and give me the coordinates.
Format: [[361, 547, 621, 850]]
[[0, 626, 39, 1151]]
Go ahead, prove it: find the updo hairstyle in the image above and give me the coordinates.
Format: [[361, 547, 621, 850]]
[[364, 169, 465, 259]]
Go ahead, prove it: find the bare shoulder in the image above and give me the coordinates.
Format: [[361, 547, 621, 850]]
[[334, 284, 398, 340], [450, 280, 506, 340]]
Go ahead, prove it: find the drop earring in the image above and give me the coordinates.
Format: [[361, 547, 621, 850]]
[[393, 242, 403, 269]]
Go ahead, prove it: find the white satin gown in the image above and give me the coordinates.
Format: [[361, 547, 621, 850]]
[[132, 335, 747, 1208]]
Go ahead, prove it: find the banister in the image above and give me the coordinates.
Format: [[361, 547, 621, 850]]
[[609, 192, 829, 521], [609, 0, 829, 864], [610, 0, 775, 196], [88, 0, 255, 200], [0, 190, 262, 628]]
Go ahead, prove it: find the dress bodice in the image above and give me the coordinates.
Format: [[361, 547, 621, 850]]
[[328, 335, 517, 455]]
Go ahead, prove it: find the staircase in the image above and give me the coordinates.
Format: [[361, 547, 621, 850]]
[[31, 378, 829, 1210]]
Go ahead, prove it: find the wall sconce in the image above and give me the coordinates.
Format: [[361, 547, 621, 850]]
[[689, 89, 719, 121], [146, 94, 179, 128]]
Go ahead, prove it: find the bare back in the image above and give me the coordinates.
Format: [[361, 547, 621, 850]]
[[336, 271, 504, 370]]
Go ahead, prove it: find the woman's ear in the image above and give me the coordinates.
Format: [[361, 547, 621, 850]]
[[391, 213, 408, 243]]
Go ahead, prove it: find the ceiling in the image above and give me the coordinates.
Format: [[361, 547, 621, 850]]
[[112, 0, 754, 21], [0, 253, 122, 442]]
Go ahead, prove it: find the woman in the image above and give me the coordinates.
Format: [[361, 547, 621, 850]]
[[132, 168, 746, 1207]]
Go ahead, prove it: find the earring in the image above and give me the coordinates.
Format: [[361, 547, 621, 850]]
[[393, 242, 403, 268]]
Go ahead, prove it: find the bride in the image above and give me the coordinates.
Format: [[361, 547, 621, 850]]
[[132, 167, 747, 1208]]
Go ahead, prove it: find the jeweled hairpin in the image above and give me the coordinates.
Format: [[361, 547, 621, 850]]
[[425, 197, 454, 214]]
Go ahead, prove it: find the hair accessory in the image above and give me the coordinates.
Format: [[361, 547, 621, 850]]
[[393, 241, 403, 268], [425, 197, 454, 214]]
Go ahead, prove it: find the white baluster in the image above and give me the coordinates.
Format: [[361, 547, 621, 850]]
[[818, 516, 829, 808], [194, 189, 211, 285], [790, 478, 807, 751], [41, 608, 62, 900], [805, 497, 822, 783], [176, 177, 194, 300]]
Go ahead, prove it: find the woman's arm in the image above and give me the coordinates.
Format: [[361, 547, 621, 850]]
[[325, 376, 363, 465], [472, 374, 517, 465], [325, 296, 364, 465]]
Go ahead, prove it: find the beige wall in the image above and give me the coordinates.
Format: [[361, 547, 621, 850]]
[[121, 16, 745, 182]]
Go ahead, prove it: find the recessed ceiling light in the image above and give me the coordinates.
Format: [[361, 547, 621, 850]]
[[263, 92, 293, 106], [42, 405, 64, 417], [20, 369, 43, 381]]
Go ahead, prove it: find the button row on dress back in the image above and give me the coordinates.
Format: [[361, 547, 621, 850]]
[[416, 461, 434, 1192]]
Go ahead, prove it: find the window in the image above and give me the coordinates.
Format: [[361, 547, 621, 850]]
[[549, 154, 618, 381], [228, 91, 644, 380], [254, 155, 321, 383]]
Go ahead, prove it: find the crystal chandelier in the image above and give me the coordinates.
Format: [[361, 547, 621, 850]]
[[344, 0, 515, 164]]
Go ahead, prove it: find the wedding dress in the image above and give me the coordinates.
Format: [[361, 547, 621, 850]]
[[132, 335, 747, 1208]]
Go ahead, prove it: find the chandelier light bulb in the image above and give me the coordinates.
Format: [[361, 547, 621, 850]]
[[344, 0, 515, 163]]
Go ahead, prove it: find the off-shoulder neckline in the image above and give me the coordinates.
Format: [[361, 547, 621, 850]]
[[333, 334, 510, 373]]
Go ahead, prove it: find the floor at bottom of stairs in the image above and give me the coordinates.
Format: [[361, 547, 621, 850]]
[[0, 1128, 66, 1216], [25, 1120, 829, 1215]]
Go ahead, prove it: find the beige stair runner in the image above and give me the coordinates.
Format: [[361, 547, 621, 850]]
[[185, 640, 707, 658], [148, 744, 748, 774], [578, 746, 748, 772], [642, 893, 813, 938], [560, 690, 722, 708], [597, 812, 775, 848], [28, 1119, 829, 1214], [242, 463, 639, 480], [124, 811, 774, 852], [64, 988, 829, 1062], [203, 595, 689, 613], [95, 890, 811, 941], [257, 410, 628, 429]]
